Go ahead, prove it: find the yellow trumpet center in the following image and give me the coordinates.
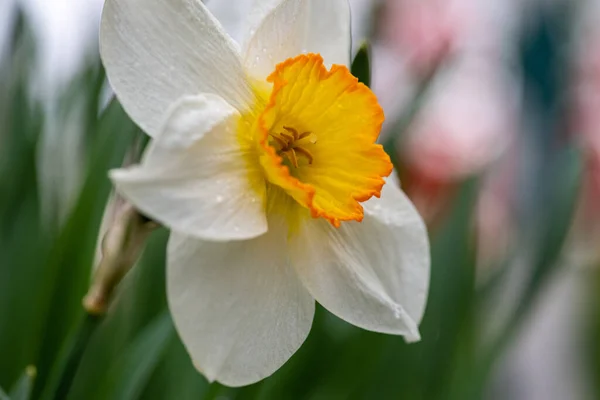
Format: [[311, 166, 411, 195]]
[[244, 53, 392, 227]]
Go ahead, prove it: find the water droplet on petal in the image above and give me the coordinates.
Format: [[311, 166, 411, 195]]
[[393, 305, 402, 319]]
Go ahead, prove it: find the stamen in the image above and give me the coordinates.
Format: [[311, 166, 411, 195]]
[[271, 126, 316, 168], [293, 146, 314, 164], [269, 133, 288, 149], [284, 149, 299, 168]]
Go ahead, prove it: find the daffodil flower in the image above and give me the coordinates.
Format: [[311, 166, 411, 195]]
[[101, 0, 430, 386]]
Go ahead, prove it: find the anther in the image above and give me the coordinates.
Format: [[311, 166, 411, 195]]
[[280, 131, 295, 143], [283, 126, 299, 140]]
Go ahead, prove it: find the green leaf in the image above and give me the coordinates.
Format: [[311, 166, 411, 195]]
[[139, 336, 208, 400], [8, 366, 36, 400], [93, 312, 174, 400], [38, 316, 102, 400], [351, 42, 371, 87]]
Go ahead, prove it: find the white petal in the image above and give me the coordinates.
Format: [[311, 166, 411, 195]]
[[167, 223, 315, 387], [304, 0, 352, 65], [205, 0, 264, 45], [362, 177, 431, 325], [243, 0, 351, 80], [100, 0, 254, 137], [290, 178, 430, 341], [110, 94, 267, 241]]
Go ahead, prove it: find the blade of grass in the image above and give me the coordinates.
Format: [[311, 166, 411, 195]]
[[66, 228, 170, 400], [39, 315, 101, 400], [33, 99, 138, 398]]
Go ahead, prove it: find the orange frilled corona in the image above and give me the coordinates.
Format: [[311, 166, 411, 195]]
[[246, 53, 392, 227]]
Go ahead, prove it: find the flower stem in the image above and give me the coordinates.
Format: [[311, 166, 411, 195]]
[[45, 205, 157, 400]]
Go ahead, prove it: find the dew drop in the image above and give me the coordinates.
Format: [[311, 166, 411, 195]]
[[393, 305, 402, 319], [215, 195, 224, 203]]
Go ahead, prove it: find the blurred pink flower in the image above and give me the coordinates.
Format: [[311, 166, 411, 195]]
[[573, 44, 600, 175], [402, 58, 519, 182], [373, 0, 520, 184], [379, 0, 519, 73], [573, 40, 600, 146], [570, 10, 600, 263], [380, 0, 460, 73], [373, 0, 521, 228]]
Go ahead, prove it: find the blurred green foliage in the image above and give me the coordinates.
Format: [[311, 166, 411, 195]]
[[0, 9, 590, 400]]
